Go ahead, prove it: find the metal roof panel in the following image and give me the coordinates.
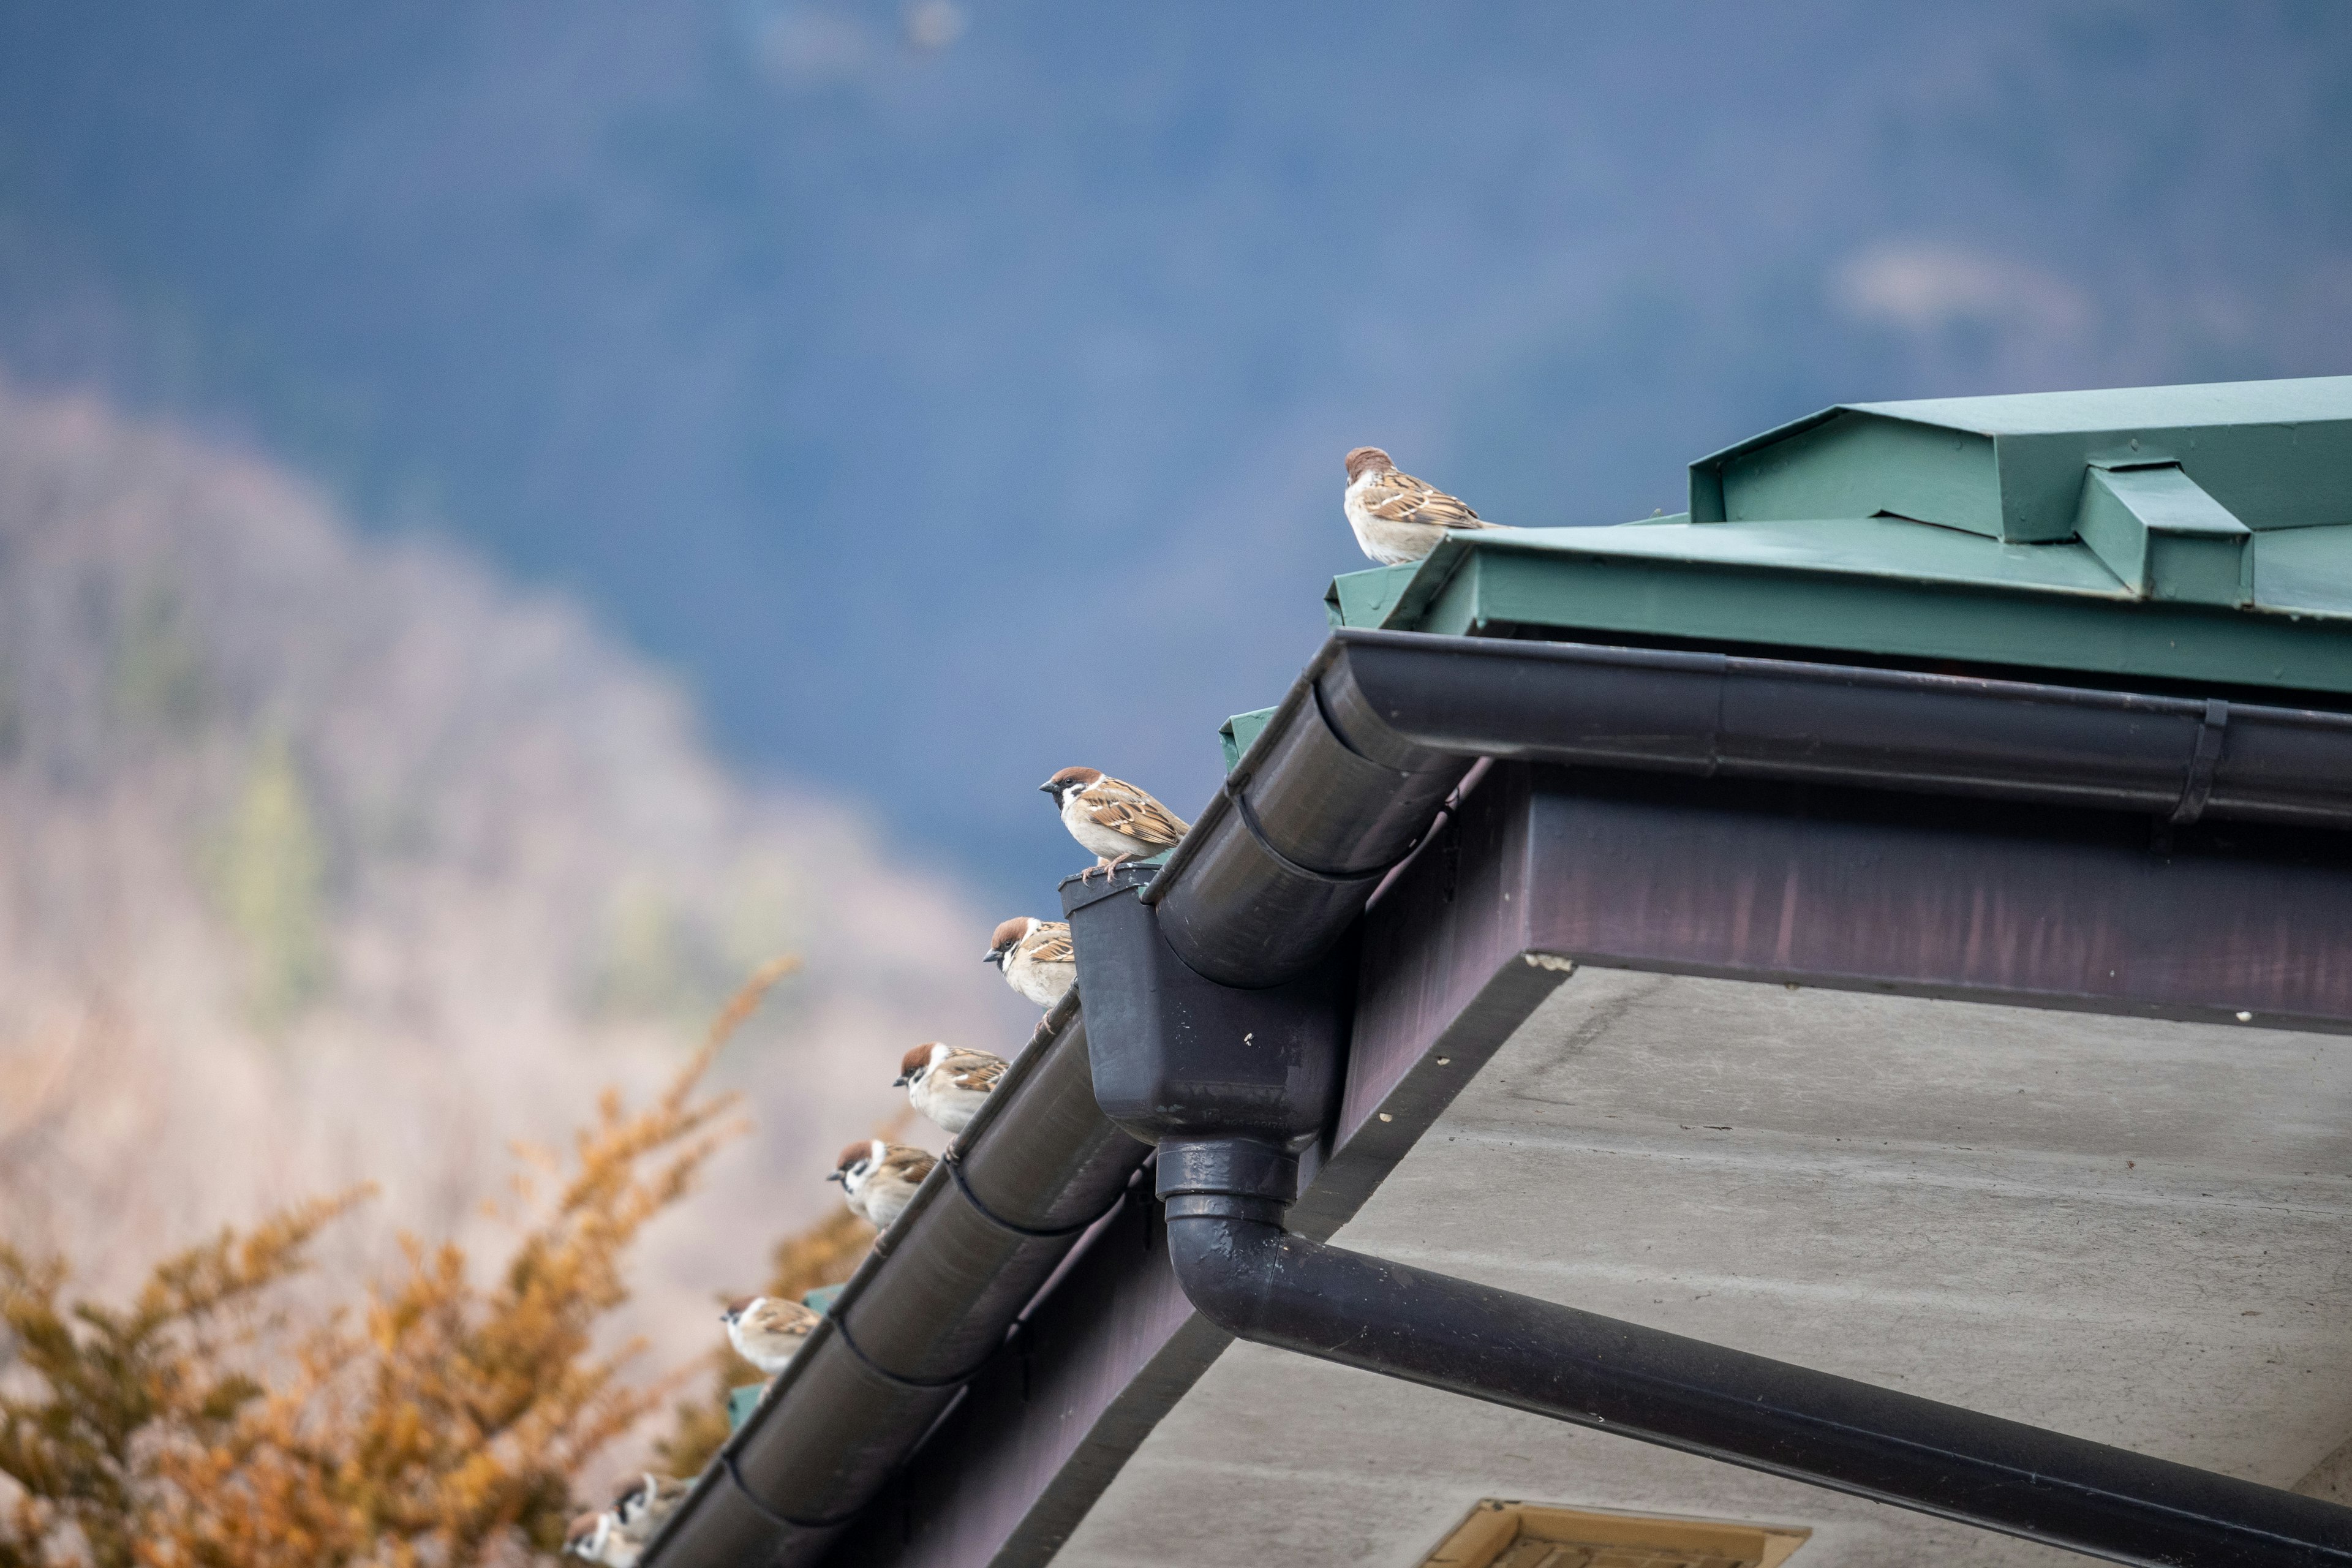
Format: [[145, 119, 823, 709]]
[[1336, 377, 2352, 694]]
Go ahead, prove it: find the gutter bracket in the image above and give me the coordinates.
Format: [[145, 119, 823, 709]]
[[2170, 698, 2231, 826]]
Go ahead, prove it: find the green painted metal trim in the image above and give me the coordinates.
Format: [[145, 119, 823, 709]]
[[1324, 563, 1419, 628], [2258, 525, 2352, 618], [1846, 375, 2352, 435], [1376, 528, 2352, 695], [2075, 464, 2252, 606], [727, 1382, 765, 1433], [1692, 376, 2352, 544], [801, 1284, 846, 1314], [1219, 707, 1278, 774]]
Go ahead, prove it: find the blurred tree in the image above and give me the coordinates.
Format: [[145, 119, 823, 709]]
[[208, 730, 332, 1031], [0, 1190, 366, 1568], [0, 958, 796, 1566]]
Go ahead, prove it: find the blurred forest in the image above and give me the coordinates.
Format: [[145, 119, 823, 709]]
[[0, 379, 1029, 1518]]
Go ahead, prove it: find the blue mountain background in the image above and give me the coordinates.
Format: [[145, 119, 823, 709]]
[[0, 0, 2345, 904]]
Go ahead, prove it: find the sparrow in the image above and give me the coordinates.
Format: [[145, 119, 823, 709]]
[[563, 1510, 613, 1564], [896, 1041, 1008, 1136], [829, 1139, 937, 1232], [721, 1294, 822, 1376], [1342, 446, 1505, 565], [603, 1474, 690, 1564], [985, 916, 1076, 1008], [1039, 767, 1189, 880]]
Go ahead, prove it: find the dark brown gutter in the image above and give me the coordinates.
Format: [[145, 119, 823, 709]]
[[642, 995, 1147, 1567], [1152, 628, 2352, 986]]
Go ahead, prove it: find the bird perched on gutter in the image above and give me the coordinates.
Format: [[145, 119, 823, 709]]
[[721, 1294, 821, 1376], [563, 1510, 612, 1564], [1040, 767, 1189, 880], [601, 1474, 690, 1565], [1342, 446, 1506, 565], [896, 1041, 1007, 1136], [830, 1139, 936, 1231], [984, 916, 1076, 1008]]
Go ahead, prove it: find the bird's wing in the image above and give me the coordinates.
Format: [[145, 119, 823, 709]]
[[1026, 922, 1075, 965], [940, 1051, 1008, 1090], [1082, 777, 1191, 846], [759, 1300, 822, 1332], [1362, 471, 1498, 529], [884, 1147, 938, 1180]]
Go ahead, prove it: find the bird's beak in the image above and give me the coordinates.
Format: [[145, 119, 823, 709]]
[[826, 1169, 846, 1183], [1037, 780, 1057, 796], [981, 948, 1001, 965], [892, 1072, 910, 1087]]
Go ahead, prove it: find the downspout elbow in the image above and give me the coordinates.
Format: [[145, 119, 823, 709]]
[[1155, 1137, 1302, 1343], [1162, 1196, 1289, 1341]]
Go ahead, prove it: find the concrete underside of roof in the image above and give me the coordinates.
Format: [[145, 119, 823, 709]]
[[1053, 967, 2352, 1568]]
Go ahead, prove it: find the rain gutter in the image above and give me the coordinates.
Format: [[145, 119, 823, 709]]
[[1152, 627, 2352, 988], [649, 625, 2352, 1568]]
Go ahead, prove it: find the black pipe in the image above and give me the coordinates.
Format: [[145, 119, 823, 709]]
[[1158, 1142, 2352, 1568], [1152, 630, 2352, 988]]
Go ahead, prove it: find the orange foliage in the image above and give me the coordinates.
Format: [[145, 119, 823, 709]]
[[0, 958, 801, 1567]]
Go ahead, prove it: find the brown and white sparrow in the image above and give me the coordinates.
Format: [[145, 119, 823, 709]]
[[722, 1294, 821, 1376], [563, 1510, 612, 1564], [1343, 446, 1504, 565], [985, 916, 1076, 1008], [1039, 767, 1189, 879], [603, 1474, 690, 1565], [829, 1138, 937, 1232], [895, 1041, 1008, 1137]]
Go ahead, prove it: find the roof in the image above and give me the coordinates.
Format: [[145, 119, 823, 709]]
[[1329, 375, 2352, 696]]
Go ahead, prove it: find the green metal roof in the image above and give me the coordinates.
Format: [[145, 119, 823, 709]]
[[1327, 375, 2352, 696]]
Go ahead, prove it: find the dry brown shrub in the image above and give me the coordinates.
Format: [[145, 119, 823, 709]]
[[0, 959, 802, 1567]]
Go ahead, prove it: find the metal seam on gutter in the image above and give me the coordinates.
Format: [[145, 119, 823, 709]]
[[940, 1148, 1121, 1239], [722, 1452, 861, 1531], [1230, 783, 1389, 885], [828, 1314, 1000, 1390]]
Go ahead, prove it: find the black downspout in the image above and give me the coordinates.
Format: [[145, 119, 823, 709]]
[[1156, 1145, 2352, 1568]]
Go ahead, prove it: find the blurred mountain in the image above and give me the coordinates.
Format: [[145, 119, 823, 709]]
[[0, 375, 1030, 1360], [0, 1, 2345, 900]]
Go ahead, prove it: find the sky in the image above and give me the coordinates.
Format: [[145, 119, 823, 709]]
[[0, 0, 2346, 904]]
